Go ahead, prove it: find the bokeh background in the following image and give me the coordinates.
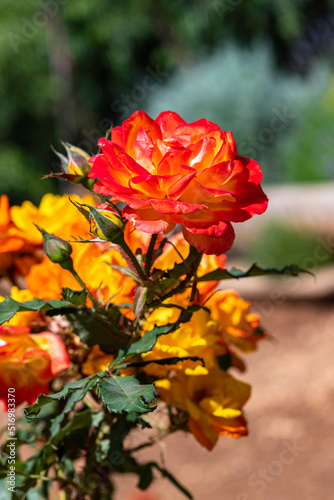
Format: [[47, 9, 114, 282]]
[[1, 0, 334, 268], [1, 1, 334, 499]]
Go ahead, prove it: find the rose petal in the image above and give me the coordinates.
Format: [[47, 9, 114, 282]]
[[123, 206, 175, 234], [155, 111, 187, 138], [149, 199, 208, 215], [122, 110, 162, 156], [173, 118, 220, 143], [32, 332, 70, 376], [182, 221, 235, 255]]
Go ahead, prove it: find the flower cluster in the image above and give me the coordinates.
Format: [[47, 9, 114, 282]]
[[141, 275, 266, 450], [0, 111, 273, 498], [0, 191, 266, 450]]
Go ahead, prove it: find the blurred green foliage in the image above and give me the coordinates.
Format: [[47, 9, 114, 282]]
[[145, 42, 333, 183], [249, 223, 334, 268], [281, 80, 334, 181], [0, 0, 333, 203]]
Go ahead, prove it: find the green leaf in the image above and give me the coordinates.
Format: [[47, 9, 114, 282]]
[[95, 375, 156, 414], [67, 308, 126, 350], [107, 264, 140, 282], [217, 353, 232, 371], [113, 304, 203, 367], [156, 245, 199, 281], [0, 297, 75, 325], [122, 355, 204, 369], [26, 488, 43, 500], [133, 286, 148, 318], [198, 263, 311, 282], [61, 287, 86, 305], [113, 325, 171, 367], [0, 480, 11, 500], [59, 457, 75, 480], [19, 443, 55, 483], [49, 391, 85, 437], [24, 374, 104, 423], [113, 323, 179, 367], [52, 408, 93, 447]]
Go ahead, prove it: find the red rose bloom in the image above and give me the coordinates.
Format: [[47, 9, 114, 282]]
[[0, 326, 70, 408], [88, 111, 268, 255]]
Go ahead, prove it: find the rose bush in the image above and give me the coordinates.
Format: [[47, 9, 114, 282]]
[[0, 112, 303, 499]]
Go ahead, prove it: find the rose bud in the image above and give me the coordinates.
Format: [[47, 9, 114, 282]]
[[47, 143, 95, 189], [89, 206, 124, 242], [54, 143, 91, 177], [35, 225, 74, 271]]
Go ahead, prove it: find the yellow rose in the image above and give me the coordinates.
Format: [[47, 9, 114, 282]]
[[25, 242, 136, 307], [206, 290, 267, 352], [142, 299, 226, 377], [10, 193, 95, 244], [82, 345, 114, 376], [156, 367, 250, 450]]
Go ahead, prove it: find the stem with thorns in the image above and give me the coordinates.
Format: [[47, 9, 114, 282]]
[[114, 234, 147, 282], [145, 233, 158, 274]]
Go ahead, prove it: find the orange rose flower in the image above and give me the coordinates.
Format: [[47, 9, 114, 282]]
[[0, 326, 70, 408], [156, 367, 250, 450], [0, 195, 24, 254], [81, 345, 114, 376], [25, 242, 136, 307], [88, 111, 268, 255], [10, 193, 95, 245], [206, 289, 267, 352], [0, 195, 26, 276]]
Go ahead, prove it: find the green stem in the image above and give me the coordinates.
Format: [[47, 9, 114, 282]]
[[145, 234, 158, 274], [70, 266, 100, 307], [149, 248, 202, 306], [115, 235, 147, 282], [124, 426, 178, 454], [10, 470, 77, 486]]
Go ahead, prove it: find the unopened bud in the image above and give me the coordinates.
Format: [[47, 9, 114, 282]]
[[62, 143, 91, 177], [35, 225, 73, 270], [89, 206, 124, 241], [49, 143, 93, 187]]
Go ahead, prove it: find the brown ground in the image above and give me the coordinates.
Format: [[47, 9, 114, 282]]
[[114, 301, 334, 500]]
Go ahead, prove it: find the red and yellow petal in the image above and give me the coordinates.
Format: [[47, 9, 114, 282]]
[[155, 110, 187, 138], [123, 206, 175, 234], [122, 110, 162, 157], [182, 221, 235, 255], [88, 110, 268, 254], [149, 199, 208, 215], [32, 332, 70, 377]]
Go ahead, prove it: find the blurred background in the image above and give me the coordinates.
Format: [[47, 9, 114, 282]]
[[1, 0, 334, 268], [0, 1, 334, 499]]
